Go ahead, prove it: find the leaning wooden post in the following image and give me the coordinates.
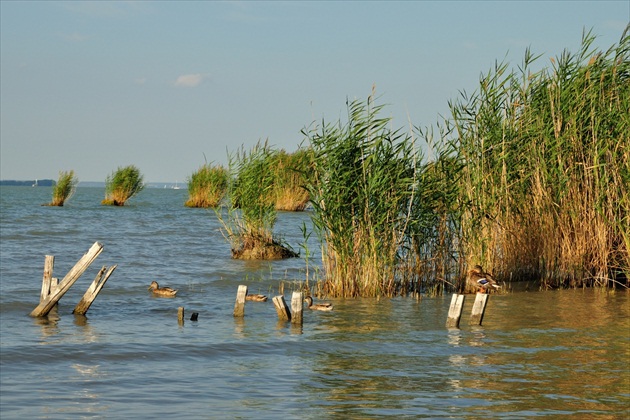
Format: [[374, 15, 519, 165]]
[[272, 295, 291, 322], [40, 255, 55, 303], [73, 265, 117, 315], [290, 291, 303, 325], [233, 285, 247, 317], [30, 242, 104, 317], [446, 293, 465, 328], [470, 292, 489, 325]]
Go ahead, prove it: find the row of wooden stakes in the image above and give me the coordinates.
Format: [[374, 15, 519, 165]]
[[30, 242, 115, 318], [446, 293, 489, 328], [233, 285, 308, 325]]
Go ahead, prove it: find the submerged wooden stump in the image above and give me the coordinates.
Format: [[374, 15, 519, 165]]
[[272, 295, 291, 322], [446, 294, 465, 328], [290, 291, 303, 325], [72, 265, 117, 315], [470, 292, 489, 325], [233, 285, 247, 317], [30, 242, 104, 317]]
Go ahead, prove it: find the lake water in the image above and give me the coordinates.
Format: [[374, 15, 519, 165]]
[[1, 186, 628, 419]]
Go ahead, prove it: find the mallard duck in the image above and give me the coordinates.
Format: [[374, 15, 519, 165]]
[[148, 281, 177, 297], [467, 265, 501, 293], [246, 294, 268, 302], [304, 295, 333, 311]]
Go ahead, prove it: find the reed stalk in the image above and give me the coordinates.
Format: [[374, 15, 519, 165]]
[[102, 165, 145, 206]]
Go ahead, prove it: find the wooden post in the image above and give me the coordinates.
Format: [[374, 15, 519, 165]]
[[470, 292, 489, 325], [291, 291, 303, 325], [40, 255, 55, 303], [233, 285, 247, 317], [30, 242, 104, 317], [72, 265, 117, 315], [446, 293, 465, 328], [272, 295, 291, 322], [177, 307, 185, 325]]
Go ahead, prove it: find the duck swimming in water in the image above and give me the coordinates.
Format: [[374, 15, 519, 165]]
[[246, 294, 268, 302], [148, 281, 177, 297], [467, 265, 501, 293], [304, 296, 333, 311]]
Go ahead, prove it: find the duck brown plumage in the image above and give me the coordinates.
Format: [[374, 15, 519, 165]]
[[148, 281, 177, 297], [304, 295, 333, 311]]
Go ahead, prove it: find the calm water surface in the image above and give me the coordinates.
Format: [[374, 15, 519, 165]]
[[1, 186, 628, 419]]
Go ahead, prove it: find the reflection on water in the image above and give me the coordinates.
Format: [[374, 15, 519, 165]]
[[1, 187, 628, 418]]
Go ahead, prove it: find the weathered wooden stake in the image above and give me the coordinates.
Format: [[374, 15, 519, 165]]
[[30, 242, 104, 317], [233, 285, 247, 317], [290, 291, 303, 325], [470, 292, 489, 325], [272, 295, 291, 322], [446, 293, 465, 328], [72, 265, 117, 315], [177, 307, 185, 325], [40, 255, 55, 303]]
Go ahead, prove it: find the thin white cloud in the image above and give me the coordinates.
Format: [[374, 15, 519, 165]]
[[174, 73, 208, 88]]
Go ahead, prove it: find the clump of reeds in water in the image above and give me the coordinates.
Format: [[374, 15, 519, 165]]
[[45, 170, 78, 206], [303, 95, 419, 297], [446, 27, 629, 289], [101, 165, 145, 206], [270, 149, 313, 211], [184, 164, 227, 208], [217, 141, 298, 260]]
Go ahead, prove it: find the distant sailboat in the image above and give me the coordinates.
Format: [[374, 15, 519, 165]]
[[32, 179, 38, 187], [172, 181, 181, 190]]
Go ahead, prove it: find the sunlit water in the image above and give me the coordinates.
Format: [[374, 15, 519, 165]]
[[1, 186, 628, 419]]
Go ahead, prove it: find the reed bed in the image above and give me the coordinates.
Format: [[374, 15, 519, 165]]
[[102, 165, 145, 206], [271, 149, 313, 211], [217, 142, 297, 260], [185, 164, 228, 208], [304, 96, 418, 297], [46, 170, 78, 206], [447, 28, 629, 289], [299, 29, 628, 297]]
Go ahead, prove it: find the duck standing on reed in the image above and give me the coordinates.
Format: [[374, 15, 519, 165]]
[[148, 281, 177, 297], [304, 295, 333, 311], [467, 265, 501, 293]]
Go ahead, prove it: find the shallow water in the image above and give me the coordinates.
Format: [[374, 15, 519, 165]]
[[1, 186, 628, 419]]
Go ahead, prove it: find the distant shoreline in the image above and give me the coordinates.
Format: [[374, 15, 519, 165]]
[[0, 180, 183, 188]]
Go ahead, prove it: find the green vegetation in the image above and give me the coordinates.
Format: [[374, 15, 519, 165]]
[[447, 28, 629, 289], [185, 164, 228, 208], [102, 165, 145, 206], [302, 28, 629, 297], [217, 142, 298, 260], [303, 96, 418, 297], [270, 149, 313, 211], [46, 170, 78, 206]]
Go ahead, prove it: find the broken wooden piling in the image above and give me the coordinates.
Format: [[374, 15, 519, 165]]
[[40, 255, 55, 302], [30, 242, 104, 317], [272, 295, 291, 322], [178, 307, 185, 325], [446, 293, 465, 328], [233, 285, 247, 317], [470, 292, 489, 325], [290, 291, 303, 325], [72, 265, 117, 315]]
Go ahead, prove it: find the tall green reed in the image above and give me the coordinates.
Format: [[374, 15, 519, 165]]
[[185, 164, 228, 208], [304, 95, 418, 297], [48, 170, 78, 206], [102, 165, 145, 206]]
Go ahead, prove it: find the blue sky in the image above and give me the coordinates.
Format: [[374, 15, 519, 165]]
[[1, 1, 628, 183]]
